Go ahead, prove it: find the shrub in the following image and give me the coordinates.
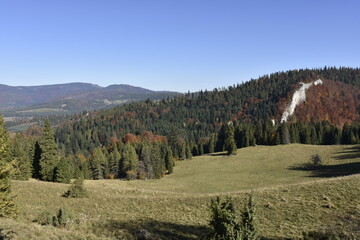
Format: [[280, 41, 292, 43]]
[[311, 154, 322, 168], [34, 207, 73, 228], [52, 206, 73, 227], [63, 178, 87, 198], [34, 211, 52, 226], [125, 170, 137, 181]]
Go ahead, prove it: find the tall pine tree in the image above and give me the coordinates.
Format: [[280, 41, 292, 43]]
[[120, 144, 138, 180], [89, 147, 106, 180], [224, 122, 237, 155], [9, 133, 32, 180], [54, 157, 71, 183], [39, 119, 59, 181]]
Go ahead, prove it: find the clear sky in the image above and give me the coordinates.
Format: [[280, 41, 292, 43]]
[[0, 0, 359, 92]]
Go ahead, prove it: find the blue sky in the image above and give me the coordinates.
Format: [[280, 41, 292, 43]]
[[0, 0, 359, 92]]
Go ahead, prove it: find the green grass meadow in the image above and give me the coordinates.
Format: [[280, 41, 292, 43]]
[[1, 144, 359, 239]]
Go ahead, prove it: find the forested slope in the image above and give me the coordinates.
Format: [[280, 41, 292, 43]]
[[55, 67, 360, 153], [11, 67, 360, 182]]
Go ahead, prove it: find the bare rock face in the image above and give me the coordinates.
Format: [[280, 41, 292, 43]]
[[281, 79, 323, 123]]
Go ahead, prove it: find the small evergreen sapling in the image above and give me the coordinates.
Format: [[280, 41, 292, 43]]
[[209, 196, 242, 240], [208, 195, 259, 240], [52, 206, 73, 227], [63, 178, 87, 198], [241, 195, 259, 240]]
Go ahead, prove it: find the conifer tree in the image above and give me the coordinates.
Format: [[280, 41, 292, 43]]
[[54, 157, 71, 183], [209, 196, 242, 240], [280, 123, 290, 144], [224, 123, 237, 155], [9, 134, 32, 180], [255, 121, 264, 145], [186, 143, 192, 159], [32, 141, 41, 179], [289, 124, 300, 143], [120, 144, 138, 180], [0, 116, 18, 218], [310, 126, 318, 145], [108, 147, 121, 178], [151, 143, 166, 179], [39, 119, 59, 181], [216, 125, 226, 152], [138, 143, 153, 179], [300, 124, 311, 144], [89, 147, 106, 180], [63, 178, 87, 198], [192, 144, 199, 156], [208, 133, 216, 153], [165, 146, 174, 174], [241, 195, 259, 240], [198, 143, 204, 156]]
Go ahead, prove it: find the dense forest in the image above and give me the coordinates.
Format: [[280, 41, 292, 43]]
[[4, 67, 360, 182]]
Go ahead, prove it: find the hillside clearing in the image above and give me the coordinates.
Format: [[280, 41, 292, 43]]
[[2, 144, 360, 239]]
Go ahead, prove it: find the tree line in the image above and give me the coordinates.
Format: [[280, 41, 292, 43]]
[[4, 67, 360, 182], [54, 67, 360, 155]]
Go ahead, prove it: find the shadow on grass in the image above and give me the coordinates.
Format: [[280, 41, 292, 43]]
[[334, 145, 360, 160], [210, 152, 229, 156], [95, 219, 211, 240], [289, 162, 360, 178], [97, 219, 284, 240], [289, 145, 360, 178]]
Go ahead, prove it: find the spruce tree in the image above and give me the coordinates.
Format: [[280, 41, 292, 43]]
[[32, 141, 41, 179], [39, 119, 59, 181], [280, 123, 290, 144], [0, 116, 18, 218], [216, 125, 226, 152], [224, 123, 237, 155], [165, 146, 174, 174], [120, 144, 138, 180], [241, 195, 259, 240], [209, 196, 242, 240], [9, 134, 32, 180], [89, 147, 106, 180], [139, 143, 153, 179], [54, 157, 71, 183], [151, 143, 165, 179], [63, 178, 87, 198], [186, 143, 193, 159], [108, 147, 121, 178], [208, 133, 216, 153]]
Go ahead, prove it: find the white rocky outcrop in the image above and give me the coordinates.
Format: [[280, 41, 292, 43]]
[[280, 79, 323, 123]]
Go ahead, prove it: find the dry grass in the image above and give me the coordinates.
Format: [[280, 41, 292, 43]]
[[1, 144, 360, 239]]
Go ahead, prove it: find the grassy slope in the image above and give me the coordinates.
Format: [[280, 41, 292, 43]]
[[1, 144, 360, 239]]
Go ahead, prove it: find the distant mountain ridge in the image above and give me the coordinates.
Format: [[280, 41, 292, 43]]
[[0, 82, 180, 115]]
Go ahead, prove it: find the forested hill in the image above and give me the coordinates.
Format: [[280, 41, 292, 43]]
[[55, 67, 360, 157], [0, 83, 180, 115]]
